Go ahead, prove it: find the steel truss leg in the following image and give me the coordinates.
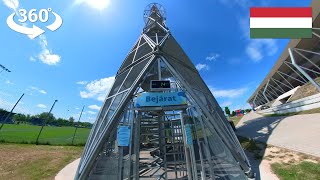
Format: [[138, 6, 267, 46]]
[[294, 48, 320, 72], [277, 71, 294, 89], [277, 70, 306, 84], [263, 80, 270, 103], [289, 48, 320, 92]]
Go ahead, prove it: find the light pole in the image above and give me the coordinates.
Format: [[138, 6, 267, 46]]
[[72, 105, 85, 145], [35, 99, 58, 145]]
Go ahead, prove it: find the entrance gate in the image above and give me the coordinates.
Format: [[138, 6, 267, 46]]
[[136, 108, 193, 180]]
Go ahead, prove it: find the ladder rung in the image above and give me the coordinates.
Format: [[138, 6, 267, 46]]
[[159, 120, 181, 124], [141, 125, 159, 128], [141, 133, 159, 136], [166, 161, 186, 165], [160, 127, 182, 130], [165, 152, 185, 155], [164, 143, 184, 146], [166, 168, 187, 172]]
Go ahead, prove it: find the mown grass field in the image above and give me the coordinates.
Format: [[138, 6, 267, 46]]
[[0, 124, 90, 145], [0, 144, 83, 180]]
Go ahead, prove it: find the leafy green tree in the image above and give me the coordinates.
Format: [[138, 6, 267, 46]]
[[37, 112, 56, 125], [225, 107, 231, 116], [69, 117, 75, 123], [231, 111, 236, 117], [13, 114, 29, 123]]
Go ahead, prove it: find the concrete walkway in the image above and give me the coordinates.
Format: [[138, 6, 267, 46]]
[[55, 158, 80, 180], [237, 111, 320, 157]]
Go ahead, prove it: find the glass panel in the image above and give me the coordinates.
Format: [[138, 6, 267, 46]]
[[119, 51, 136, 72], [98, 92, 126, 136], [133, 43, 153, 62], [119, 57, 152, 92], [108, 69, 130, 96], [162, 37, 197, 71], [88, 128, 119, 180]]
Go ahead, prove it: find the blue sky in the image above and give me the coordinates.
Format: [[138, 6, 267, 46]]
[[0, 0, 311, 122]]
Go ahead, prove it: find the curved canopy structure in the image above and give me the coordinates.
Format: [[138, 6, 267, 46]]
[[247, 0, 320, 107], [75, 4, 252, 180]]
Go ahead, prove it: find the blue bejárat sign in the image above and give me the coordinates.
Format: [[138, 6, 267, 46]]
[[135, 91, 187, 107]]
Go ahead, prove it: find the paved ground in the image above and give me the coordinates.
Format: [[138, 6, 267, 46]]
[[237, 111, 320, 157], [55, 158, 80, 180]]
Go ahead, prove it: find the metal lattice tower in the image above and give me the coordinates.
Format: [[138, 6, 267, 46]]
[[75, 3, 252, 180]]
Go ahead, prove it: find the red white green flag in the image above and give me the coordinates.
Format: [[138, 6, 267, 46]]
[[250, 7, 312, 39]]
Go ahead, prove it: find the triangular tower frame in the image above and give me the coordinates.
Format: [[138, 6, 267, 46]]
[[75, 3, 253, 180]]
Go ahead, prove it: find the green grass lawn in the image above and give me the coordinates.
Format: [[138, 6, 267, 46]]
[[0, 144, 83, 180], [271, 161, 320, 180], [0, 124, 90, 145]]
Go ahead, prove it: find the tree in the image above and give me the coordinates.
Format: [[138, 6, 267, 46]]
[[225, 107, 230, 116], [13, 114, 30, 123], [231, 111, 236, 117], [69, 117, 75, 123], [37, 112, 55, 125]]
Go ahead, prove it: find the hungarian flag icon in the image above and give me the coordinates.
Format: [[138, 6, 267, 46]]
[[250, 7, 312, 39]]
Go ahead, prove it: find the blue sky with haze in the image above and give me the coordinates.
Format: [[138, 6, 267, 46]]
[[0, 0, 311, 122]]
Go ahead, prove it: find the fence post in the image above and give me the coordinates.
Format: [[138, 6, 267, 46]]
[[35, 100, 58, 145], [72, 105, 85, 145], [0, 93, 24, 131]]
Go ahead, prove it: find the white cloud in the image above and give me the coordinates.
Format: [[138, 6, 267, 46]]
[[195, 63, 210, 71], [221, 101, 232, 107], [37, 104, 47, 109], [29, 56, 36, 61], [74, 0, 111, 10], [87, 111, 96, 115], [76, 81, 88, 85], [5, 80, 14, 85], [80, 76, 115, 101], [206, 53, 220, 61], [38, 90, 47, 94], [245, 39, 278, 62], [3, 0, 60, 65], [217, 0, 249, 8], [210, 87, 248, 98], [29, 86, 47, 95], [88, 104, 101, 111], [237, 11, 278, 62], [34, 35, 61, 65], [2, 0, 19, 11], [218, 1, 279, 62]]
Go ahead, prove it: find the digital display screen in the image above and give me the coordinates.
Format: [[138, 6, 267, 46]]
[[151, 80, 171, 89]]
